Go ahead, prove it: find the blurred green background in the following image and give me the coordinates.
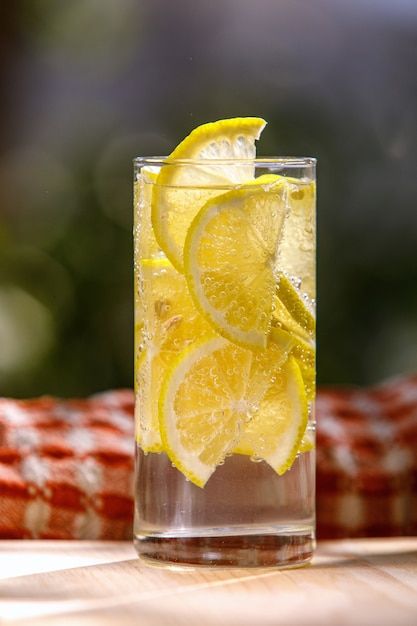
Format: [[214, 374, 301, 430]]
[[0, 0, 416, 398]]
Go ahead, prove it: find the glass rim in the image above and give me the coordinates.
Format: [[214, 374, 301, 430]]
[[133, 156, 316, 168]]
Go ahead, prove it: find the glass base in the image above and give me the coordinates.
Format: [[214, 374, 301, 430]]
[[134, 530, 315, 568]]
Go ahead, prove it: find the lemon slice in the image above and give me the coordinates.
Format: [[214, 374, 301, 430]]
[[290, 332, 316, 402], [271, 274, 316, 402], [141, 166, 159, 182], [275, 274, 315, 336], [235, 356, 308, 473], [244, 176, 315, 337], [246, 176, 315, 338], [134, 165, 161, 261], [233, 334, 315, 458], [135, 258, 212, 452], [184, 183, 288, 349], [134, 166, 161, 355], [297, 361, 316, 403], [152, 118, 266, 272], [159, 329, 298, 487], [291, 334, 315, 368], [298, 427, 315, 454], [272, 292, 311, 341], [277, 179, 316, 300]]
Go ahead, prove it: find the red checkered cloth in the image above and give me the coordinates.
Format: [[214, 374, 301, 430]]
[[317, 374, 417, 538], [0, 377, 416, 540], [0, 390, 134, 540]]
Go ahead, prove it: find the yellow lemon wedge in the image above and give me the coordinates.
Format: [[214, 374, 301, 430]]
[[134, 165, 161, 261], [135, 258, 213, 452], [290, 333, 316, 403], [235, 356, 308, 474], [274, 274, 315, 337], [184, 182, 288, 349], [276, 179, 316, 300], [158, 329, 303, 487], [152, 117, 266, 272], [298, 427, 315, 454]]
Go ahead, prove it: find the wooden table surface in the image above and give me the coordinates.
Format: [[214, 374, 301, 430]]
[[0, 538, 416, 625]]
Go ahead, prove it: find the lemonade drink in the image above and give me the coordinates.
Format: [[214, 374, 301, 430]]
[[134, 119, 316, 567]]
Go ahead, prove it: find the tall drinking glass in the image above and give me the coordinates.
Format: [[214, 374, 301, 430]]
[[133, 157, 316, 567]]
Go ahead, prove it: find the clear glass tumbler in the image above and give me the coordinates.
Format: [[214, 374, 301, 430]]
[[133, 157, 316, 567]]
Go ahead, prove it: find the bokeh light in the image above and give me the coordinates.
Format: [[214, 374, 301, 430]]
[[0, 148, 77, 248], [22, 0, 141, 78], [0, 287, 53, 380]]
